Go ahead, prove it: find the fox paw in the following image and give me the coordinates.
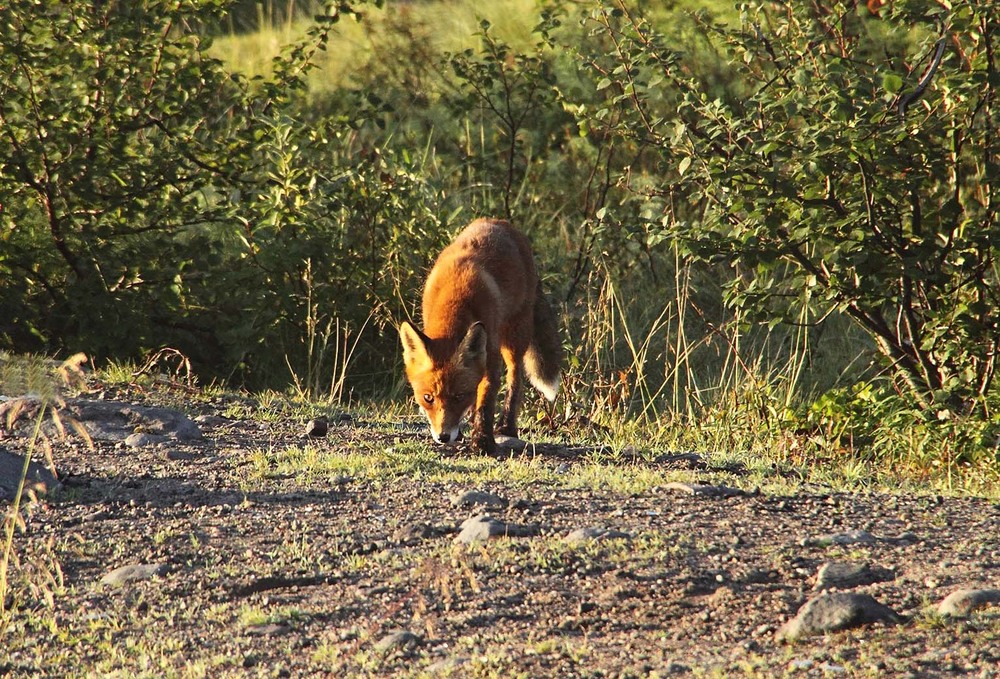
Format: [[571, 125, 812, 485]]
[[471, 434, 497, 456]]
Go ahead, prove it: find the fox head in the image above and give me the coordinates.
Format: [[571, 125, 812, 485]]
[[399, 321, 487, 445]]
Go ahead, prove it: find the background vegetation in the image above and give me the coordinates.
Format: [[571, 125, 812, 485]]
[[1, 0, 997, 490]]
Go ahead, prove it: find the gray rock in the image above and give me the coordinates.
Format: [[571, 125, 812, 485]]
[[777, 592, 903, 641], [454, 514, 539, 545], [0, 447, 60, 500], [801, 530, 877, 548], [100, 563, 169, 587], [789, 659, 846, 673], [495, 434, 528, 451], [124, 432, 167, 448], [128, 406, 202, 440], [65, 399, 202, 443], [660, 661, 692, 674], [884, 531, 920, 545], [426, 656, 470, 674], [814, 561, 892, 591], [305, 417, 328, 438], [374, 629, 421, 654], [161, 449, 197, 462], [393, 521, 447, 543], [0, 397, 40, 435], [245, 622, 291, 637], [450, 489, 508, 509], [664, 482, 744, 498], [802, 529, 918, 548], [193, 414, 227, 427], [937, 588, 1000, 617], [564, 526, 632, 544]]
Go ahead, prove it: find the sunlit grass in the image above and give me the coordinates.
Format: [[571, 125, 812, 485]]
[[85, 349, 1000, 498], [210, 0, 546, 94]]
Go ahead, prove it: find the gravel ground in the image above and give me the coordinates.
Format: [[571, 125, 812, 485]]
[[1, 388, 998, 678]]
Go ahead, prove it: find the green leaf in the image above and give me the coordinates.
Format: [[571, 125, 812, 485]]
[[882, 73, 904, 94]]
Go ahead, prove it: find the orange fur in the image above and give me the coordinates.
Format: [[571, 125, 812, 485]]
[[399, 219, 561, 454]]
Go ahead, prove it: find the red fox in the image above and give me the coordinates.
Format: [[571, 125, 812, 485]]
[[399, 218, 561, 455]]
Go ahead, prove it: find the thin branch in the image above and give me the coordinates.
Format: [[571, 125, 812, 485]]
[[898, 37, 947, 118]]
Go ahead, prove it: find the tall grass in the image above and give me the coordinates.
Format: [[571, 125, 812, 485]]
[[209, 0, 546, 94], [562, 254, 869, 448], [287, 259, 376, 404]]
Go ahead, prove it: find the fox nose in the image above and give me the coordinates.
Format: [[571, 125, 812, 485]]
[[438, 432, 451, 443]]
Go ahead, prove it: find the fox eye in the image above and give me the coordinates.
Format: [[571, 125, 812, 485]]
[[422, 393, 434, 405]]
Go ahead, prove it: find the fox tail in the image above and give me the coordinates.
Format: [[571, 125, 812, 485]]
[[525, 282, 562, 402]]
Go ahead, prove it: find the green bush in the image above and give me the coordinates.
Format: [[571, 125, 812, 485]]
[[0, 0, 442, 392], [0, 1, 246, 358], [586, 1, 999, 413]]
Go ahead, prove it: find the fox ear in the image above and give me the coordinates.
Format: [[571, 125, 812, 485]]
[[457, 322, 488, 367], [399, 321, 429, 366]]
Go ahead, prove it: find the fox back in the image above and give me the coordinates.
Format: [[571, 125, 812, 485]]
[[399, 219, 560, 453]]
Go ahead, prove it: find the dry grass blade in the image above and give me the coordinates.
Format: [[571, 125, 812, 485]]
[[1, 353, 94, 624], [1, 403, 48, 616], [133, 347, 198, 391]]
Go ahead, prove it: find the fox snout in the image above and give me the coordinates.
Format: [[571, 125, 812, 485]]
[[423, 402, 472, 446], [430, 425, 463, 445]]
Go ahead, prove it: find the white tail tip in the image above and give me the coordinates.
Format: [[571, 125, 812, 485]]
[[529, 372, 560, 403]]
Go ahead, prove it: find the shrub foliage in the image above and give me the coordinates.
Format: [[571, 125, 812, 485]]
[[0, 0, 439, 390], [586, 1, 999, 413]]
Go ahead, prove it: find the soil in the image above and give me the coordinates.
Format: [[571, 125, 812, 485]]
[[1, 386, 998, 678]]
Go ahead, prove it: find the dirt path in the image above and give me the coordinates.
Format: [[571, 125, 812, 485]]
[[2, 391, 998, 677]]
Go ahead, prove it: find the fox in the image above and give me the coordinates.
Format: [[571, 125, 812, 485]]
[[399, 218, 562, 455]]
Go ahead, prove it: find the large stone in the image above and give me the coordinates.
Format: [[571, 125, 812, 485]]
[[495, 435, 528, 452], [99, 563, 169, 587], [564, 526, 632, 544], [813, 561, 892, 591], [245, 622, 291, 637], [393, 521, 447, 543], [450, 489, 508, 509], [454, 514, 539, 545], [67, 399, 203, 443], [937, 588, 1000, 617], [426, 656, 470, 674], [0, 447, 60, 501], [305, 417, 328, 438], [374, 629, 422, 654], [124, 432, 168, 449], [777, 592, 903, 641]]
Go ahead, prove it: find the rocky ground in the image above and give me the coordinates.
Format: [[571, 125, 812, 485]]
[[1, 386, 998, 678]]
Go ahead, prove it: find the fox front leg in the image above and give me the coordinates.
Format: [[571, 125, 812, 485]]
[[470, 370, 500, 455]]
